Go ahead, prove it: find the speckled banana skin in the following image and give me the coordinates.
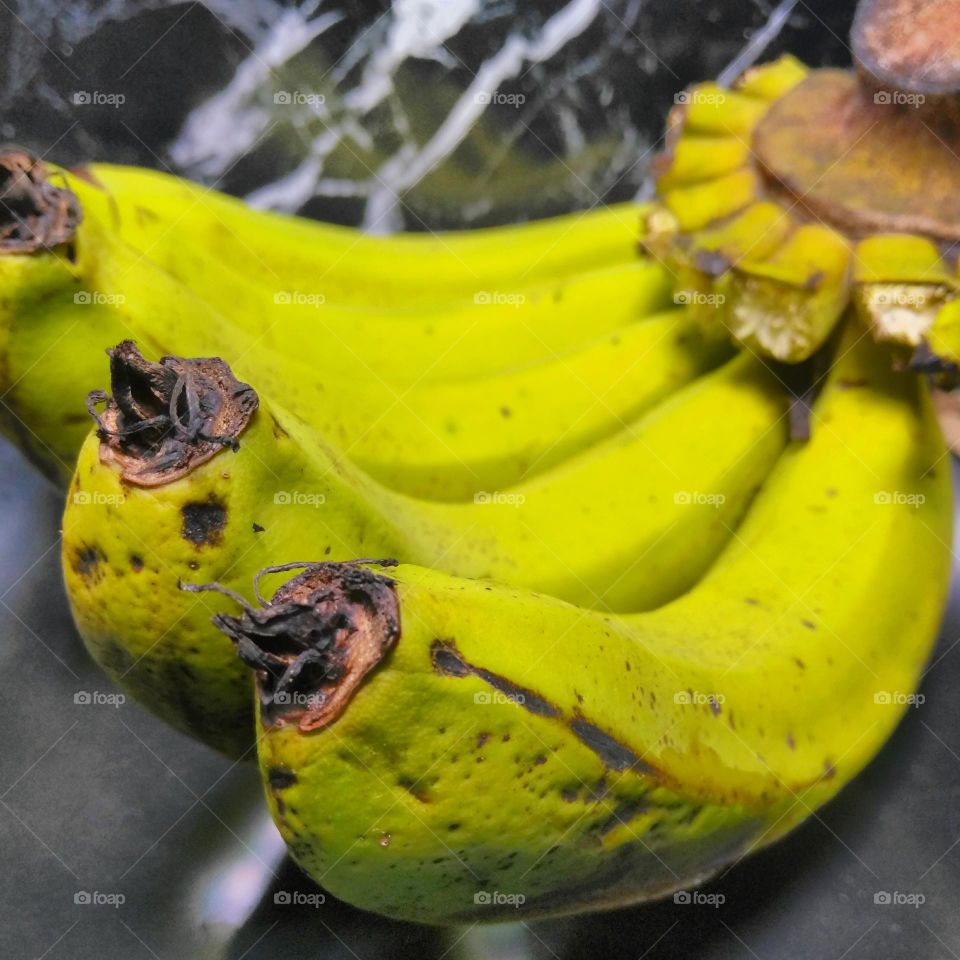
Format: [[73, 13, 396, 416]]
[[0, 168, 719, 497], [241, 328, 951, 923], [62, 344, 789, 757]]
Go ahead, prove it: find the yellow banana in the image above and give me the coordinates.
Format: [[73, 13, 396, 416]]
[[62, 343, 788, 756], [56, 162, 675, 384], [78, 161, 649, 307], [211, 325, 949, 923], [1, 154, 715, 496]]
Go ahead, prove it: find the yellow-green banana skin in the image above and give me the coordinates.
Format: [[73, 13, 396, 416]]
[[81, 162, 649, 307], [0, 182, 718, 499], [247, 333, 952, 924], [71, 167, 675, 385], [62, 351, 788, 757]]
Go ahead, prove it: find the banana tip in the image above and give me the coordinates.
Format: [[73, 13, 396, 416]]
[[198, 560, 400, 732], [87, 340, 258, 487], [0, 148, 81, 254]]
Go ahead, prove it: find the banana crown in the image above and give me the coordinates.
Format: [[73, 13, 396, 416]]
[[645, 3, 960, 372]]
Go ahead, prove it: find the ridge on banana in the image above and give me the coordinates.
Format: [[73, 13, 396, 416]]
[[643, 0, 960, 372], [62, 339, 789, 756], [194, 325, 952, 924]]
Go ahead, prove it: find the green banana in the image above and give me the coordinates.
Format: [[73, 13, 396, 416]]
[[0, 156, 719, 495], [62, 342, 789, 756], [77, 162, 650, 307], [209, 324, 950, 923]]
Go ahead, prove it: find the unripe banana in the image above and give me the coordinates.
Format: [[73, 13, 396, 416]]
[[77, 161, 650, 307], [62, 343, 789, 756], [210, 324, 950, 923], [0, 155, 720, 494]]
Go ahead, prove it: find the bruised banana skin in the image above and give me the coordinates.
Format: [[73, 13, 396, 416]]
[[234, 331, 951, 924], [62, 347, 789, 756], [56, 167, 675, 385], [0, 173, 721, 496], [78, 162, 650, 307]]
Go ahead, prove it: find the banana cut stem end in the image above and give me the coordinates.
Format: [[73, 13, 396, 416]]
[[191, 560, 401, 732], [0, 148, 81, 253], [88, 340, 258, 487], [852, 0, 960, 101]]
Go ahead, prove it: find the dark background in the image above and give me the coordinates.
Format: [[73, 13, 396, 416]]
[[4, 1, 960, 958]]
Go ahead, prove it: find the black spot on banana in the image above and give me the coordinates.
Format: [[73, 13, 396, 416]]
[[213, 326, 952, 924]]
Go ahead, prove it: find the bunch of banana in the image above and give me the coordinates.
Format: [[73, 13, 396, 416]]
[[643, 0, 960, 370], [0, 151, 720, 496], [62, 340, 789, 755], [199, 327, 951, 923], [26, 0, 960, 926]]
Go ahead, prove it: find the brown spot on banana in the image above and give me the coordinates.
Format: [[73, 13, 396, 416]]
[[266, 767, 298, 790], [431, 639, 659, 778], [71, 545, 106, 583], [430, 640, 561, 718], [181, 501, 228, 547]]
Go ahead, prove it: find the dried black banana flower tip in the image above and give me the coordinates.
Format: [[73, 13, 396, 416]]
[[182, 560, 400, 732], [0, 148, 81, 254], [87, 340, 258, 487]]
